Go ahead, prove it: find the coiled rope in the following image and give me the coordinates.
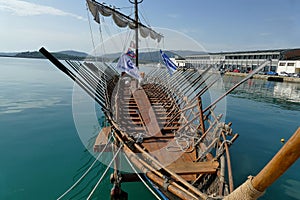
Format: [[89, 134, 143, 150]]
[[86, 143, 123, 200], [57, 133, 113, 200]]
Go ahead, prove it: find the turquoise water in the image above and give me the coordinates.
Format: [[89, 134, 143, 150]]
[[0, 57, 299, 199]]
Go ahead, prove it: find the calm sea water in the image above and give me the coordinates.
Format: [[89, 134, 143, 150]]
[[0, 57, 299, 199]]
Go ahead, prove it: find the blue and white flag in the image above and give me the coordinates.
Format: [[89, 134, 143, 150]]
[[126, 48, 136, 58], [116, 54, 141, 80], [160, 50, 177, 75]]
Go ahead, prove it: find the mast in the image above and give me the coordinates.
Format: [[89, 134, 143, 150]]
[[134, 0, 139, 68], [86, 0, 162, 68], [130, 0, 143, 68]]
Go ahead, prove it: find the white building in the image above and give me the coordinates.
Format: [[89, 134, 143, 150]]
[[184, 48, 300, 73], [277, 60, 300, 74], [170, 57, 186, 67]]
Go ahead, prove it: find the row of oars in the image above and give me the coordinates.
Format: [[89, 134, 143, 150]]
[[39, 47, 119, 115], [144, 60, 271, 195], [144, 64, 222, 133], [145, 63, 275, 196], [145, 60, 270, 133]]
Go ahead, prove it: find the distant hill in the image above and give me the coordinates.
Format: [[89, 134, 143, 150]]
[[57, 50, 89, 58], [0, 49, 205, 62], [0, 52, 17, 57], [171, 50, 208, 57], [6, 50, 89, 60], [15, 51, 43, 59], [103, 50, 206, 63]]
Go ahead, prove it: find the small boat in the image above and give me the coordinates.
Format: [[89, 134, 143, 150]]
[[39, 0, 300, 199]]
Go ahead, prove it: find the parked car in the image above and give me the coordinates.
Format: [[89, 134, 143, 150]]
[[292, 73, 300, 78], [258, 71, 267, 75], [233, 69, 240, 73], [266, 71, 278, 76], [278, 71, 289, 77]]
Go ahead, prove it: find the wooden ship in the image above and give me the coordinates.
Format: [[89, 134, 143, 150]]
[[39, 0, 300, 199]]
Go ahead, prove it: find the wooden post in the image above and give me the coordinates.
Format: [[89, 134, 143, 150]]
[[221, 132, 234, 193], [197, 96, 206, 135], [252, 127, 300, 192]]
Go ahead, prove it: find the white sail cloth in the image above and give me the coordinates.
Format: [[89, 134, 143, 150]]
[[86, 0, 162, 42]]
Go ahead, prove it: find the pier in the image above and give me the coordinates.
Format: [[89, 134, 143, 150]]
[[224, 72, 300, 83]]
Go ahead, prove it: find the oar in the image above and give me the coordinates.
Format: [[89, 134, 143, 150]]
[[224, 127, 300, 199], [66, 60, 107, 98], [253, 127, 300, 191], [167, 60, 270, 131], [39, 47, 109, 112], [203, 60, 269, 112]]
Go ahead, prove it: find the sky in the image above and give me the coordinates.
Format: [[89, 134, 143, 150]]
[[1, 0, 300, 54]]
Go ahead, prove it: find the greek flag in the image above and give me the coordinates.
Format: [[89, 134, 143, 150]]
[[160, 50, 177, 75], [126, 48, 136, 58], [116, 54, 141, 80]]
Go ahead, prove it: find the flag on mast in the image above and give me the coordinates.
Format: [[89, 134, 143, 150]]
[[116, 54, 141, 80], [160, 50, 177, 75], [126, 48, 136, 58]]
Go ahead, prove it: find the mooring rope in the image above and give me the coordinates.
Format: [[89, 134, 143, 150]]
[[124, 154, 162, 200], [57, 133, 114, 200], [86, 143, 123, 200]]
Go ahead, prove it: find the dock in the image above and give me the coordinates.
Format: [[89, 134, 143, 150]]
[[225, 72, 300, 83]]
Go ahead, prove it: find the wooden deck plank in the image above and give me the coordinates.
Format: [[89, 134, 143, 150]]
[[94, 126, 111, 152], [131, 84, 162, 136], [124, 116, 174, 120], [166, 161, 219, 175], [123, 126, 179, 131]]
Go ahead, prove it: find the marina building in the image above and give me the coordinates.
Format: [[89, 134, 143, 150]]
[[177, 48, 300, 74], [277, 60, 300, 74]]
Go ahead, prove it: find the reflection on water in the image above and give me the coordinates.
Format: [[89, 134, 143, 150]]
[[0, 57, 73, 115], [222, 76, 300, 111], [283, 179, 300, 200], [0, 97, 62, 114]]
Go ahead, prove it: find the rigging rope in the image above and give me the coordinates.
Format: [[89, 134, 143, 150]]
[[124, 154, 162, 200], [98, 17, 106, 63], [86, 3, 97, 57], [102, 19, 120, 54], [139, 5, 151, 27], [86, 143, 123, 200], [122, 29, 133, 53], [57, 133, 114, 200]]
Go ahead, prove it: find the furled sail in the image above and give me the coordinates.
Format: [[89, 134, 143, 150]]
[[86, 0, 163, 42]]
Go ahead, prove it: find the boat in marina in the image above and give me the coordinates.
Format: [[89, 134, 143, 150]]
[[39, 0, 300, 199]]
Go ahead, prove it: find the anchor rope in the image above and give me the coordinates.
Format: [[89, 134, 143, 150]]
[[57, 133, 114, 200], [86, 143, 123, 200], [124, 154, 162, 200]]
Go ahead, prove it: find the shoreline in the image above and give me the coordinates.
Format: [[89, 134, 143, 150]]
[[225, 72, 300, 83]]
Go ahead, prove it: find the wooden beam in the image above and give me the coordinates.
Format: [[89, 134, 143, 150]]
[[93, 126, 111, 152], [197, 97, 206, 135], [123, 126, 179, 131], [252, 127, 300, 192], [131, 84, 162, 136], [166, 161, 219, 175]]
